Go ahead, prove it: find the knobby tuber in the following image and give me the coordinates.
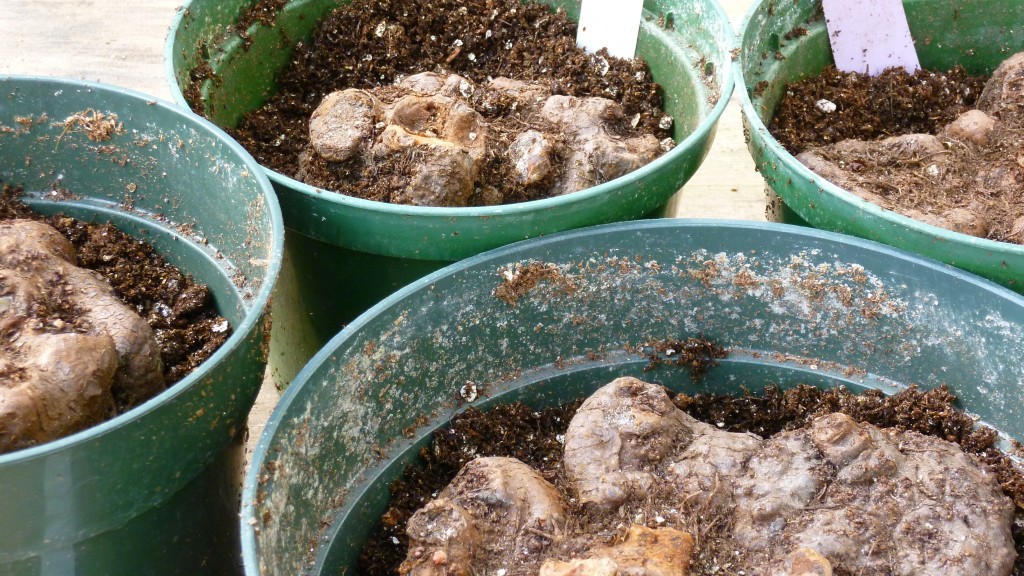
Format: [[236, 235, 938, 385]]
[[401, 456, 565, 576], [401, 377, 1016, 575], [300, 72, 663, 207], [0, 219, 164, 452]]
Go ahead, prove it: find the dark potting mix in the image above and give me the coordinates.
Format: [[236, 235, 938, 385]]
[[201, 0, 673, 207], [770, 53, 1024, 245], [0, 185, 230, 453], [356, 342, 1024, 576]]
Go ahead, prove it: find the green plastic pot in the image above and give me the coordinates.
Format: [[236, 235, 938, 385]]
[[0, 77, 283, 575], [165, 0, 735, 389], [737, 0, 1024, 293], [242, 219, 1024, 576]]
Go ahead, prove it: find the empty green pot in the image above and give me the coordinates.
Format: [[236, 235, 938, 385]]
[[243, 219, 1024, 575], [0, 77, 283, 575], [737, 0, 1024, 292], [165, 0, 735, 389]]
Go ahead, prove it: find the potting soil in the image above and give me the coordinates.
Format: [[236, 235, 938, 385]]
[[771, 55, 1024, 244], [215, 0, 671, 206], [358, 375, 1024, 575], [0, 185, 230, 447]]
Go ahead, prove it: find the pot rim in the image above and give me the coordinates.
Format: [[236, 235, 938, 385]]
[[0, 75, 285, 465]]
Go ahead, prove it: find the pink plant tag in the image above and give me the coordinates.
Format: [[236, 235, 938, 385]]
[[822, 0, 920, 75], [576, 0, 645, 59]]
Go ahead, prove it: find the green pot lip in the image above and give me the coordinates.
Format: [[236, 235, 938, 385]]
[[0, 75, 285, 465], [239, 217, 1024, 575], [164, 0, 736, 219], [733, 0, 1024, 257]]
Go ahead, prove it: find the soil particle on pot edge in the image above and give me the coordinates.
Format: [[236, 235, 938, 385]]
[[357, 375, 1024, 575], [211, 0, 672, 206]]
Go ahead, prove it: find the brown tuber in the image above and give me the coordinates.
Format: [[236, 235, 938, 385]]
[[402, 378, 1016, 574], [942, 109, 997, 145], [300, 73, 661, 207], [976, 52, 1024, 115], [0, 219, 164, 453], [400, 456, 566, 576], [538, 525, 694, 576], [574, 380, 1015, 575], [562, 376, 693, 510]]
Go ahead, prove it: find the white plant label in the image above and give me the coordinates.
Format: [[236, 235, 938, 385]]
[[576, 0, 644, 59], [822, 0, 920, 75]]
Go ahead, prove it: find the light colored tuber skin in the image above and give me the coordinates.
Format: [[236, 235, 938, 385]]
[[734, 413, 1016, 576], [942, 109, 997, 145], [400, 456, 565, 576], [536, 95, 661, 195], [565, 379, 1016, 575], [508, 130, 553, 186], [0, 219, 164, 452], [301, 72, 662, 206], [401, 499, 477, 576], [666, 417, 763, 510], [905, 205, 990, 237], [796, 133, 949, 208], [1010, 215, 1024, 243], [562, 376, 693, 510], [796, 134, 996, 237], [307, 89, 378, 163], [302, 73, 487, 207], [539, 525, 694, 576], [977, 51, 1024, 115]]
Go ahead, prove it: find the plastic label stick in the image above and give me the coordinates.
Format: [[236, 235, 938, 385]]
[[576, 0, 644, 59], [822, 0, 920, 75]]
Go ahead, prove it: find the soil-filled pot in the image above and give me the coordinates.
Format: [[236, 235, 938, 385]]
[[737, 0, 1024, 293], [243, 219, 1024, 576], [0, 77, 283, 576], [166, 0, 734, 389]]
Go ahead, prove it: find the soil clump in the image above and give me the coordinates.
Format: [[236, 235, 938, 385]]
[[0, 185, 230, 451], [771, 55, 1024, 244], [214, 0, 671, 206], [358, 378, 1024, 575]]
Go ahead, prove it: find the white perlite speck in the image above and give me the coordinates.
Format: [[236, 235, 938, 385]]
[[815, 99, 838, 113]]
